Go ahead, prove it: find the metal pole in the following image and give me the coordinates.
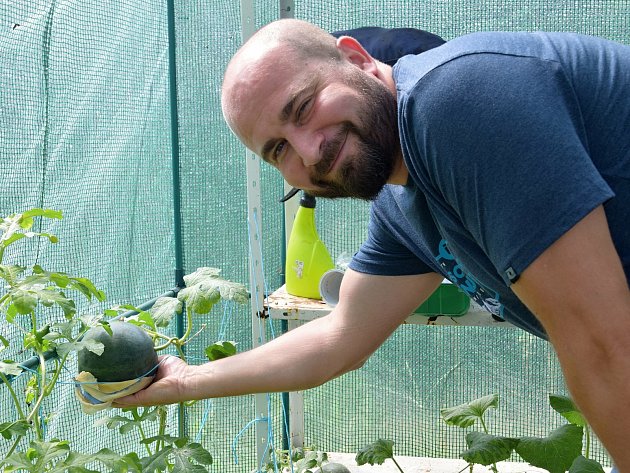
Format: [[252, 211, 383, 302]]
[[165, 0, 187, 439]]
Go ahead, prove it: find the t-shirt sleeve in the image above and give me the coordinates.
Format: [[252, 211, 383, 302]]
[[349, 194, 435, 276], [399, 52, 614, 285]]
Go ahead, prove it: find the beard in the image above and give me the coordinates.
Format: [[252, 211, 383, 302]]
[[308, 69, 400, 200]]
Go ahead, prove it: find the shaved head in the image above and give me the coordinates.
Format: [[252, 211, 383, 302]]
[[222, 20, 343, 132]]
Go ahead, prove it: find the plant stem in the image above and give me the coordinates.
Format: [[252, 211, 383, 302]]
[[154, 336, 178, 351], [132, 408, 154, 456], [26, 352, 46, 425], [0, 372, 25, 419], [179, 306, 194, 344], [4, 435, 22, 460], [479, 418, 499, 473], [584, 425, 591, 459], [391, 456, 406, 473], [43, 354, 65, 396]]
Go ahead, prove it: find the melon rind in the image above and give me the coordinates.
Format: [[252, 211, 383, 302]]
[[77, 321, 158, 382]]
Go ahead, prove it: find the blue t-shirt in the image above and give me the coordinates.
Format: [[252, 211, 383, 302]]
[[350, 32, 630, 339]]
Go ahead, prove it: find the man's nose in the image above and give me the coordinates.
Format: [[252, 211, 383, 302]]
[[291, 130, 322, 167]]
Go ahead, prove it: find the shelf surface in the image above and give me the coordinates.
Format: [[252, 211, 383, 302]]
[[265, 285, 513, 328]]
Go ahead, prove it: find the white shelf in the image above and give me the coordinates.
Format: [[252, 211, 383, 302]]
[[265, 285, 513, 328]]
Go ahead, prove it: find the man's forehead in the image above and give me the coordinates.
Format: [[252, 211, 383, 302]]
[[228, 54, 319, 131]]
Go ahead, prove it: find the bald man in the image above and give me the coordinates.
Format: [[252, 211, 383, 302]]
[[119, 19, 630, 471]]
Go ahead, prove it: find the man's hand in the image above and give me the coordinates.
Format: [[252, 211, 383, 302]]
[[113, 355, 192, 407]]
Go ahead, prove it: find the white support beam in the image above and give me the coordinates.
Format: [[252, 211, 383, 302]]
[[240, 0, 270, 469]]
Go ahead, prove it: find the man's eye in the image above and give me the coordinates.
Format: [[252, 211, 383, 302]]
[[273, 140, 286, 161]]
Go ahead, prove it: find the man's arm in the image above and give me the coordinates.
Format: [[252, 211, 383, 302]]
[[115, 270, 443, 406], [511, 205, 630, 471]]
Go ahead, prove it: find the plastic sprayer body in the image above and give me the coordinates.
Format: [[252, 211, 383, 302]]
[[285, 193, 334, 299]]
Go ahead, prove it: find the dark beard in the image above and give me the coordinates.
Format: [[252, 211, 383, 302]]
[[308, 71, 400, 200]]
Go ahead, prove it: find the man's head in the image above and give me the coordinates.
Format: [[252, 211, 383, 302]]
[[221, 19, 401, 200]]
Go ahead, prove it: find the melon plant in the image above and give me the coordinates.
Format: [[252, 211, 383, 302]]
[[0, 208, 248, 472], [77, 320, 158, 382]]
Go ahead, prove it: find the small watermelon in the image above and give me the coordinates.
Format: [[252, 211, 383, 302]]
[[321, 463, 351, 473], [77, 321, 158, 382]]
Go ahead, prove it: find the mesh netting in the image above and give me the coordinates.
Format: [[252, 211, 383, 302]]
[[1, 0, 628, 471]]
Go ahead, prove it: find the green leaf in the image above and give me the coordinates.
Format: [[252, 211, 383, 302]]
[[139, 446, 173, 472], [96, 450, 143, 473], [69, 276, 106, 302], [25, 375, 38, 404], [0, 360, 23, 376], [0, 420, 31, 439], [101, 408, 160, 436], [0, 264, 25, 285], [515, 424, 584, 473], [183, 267, 222, 285], [22, 209, 63, 221], [0, 210, 61, 252], [59, 338, 104, 359], [356, 439, 395, 466], [205, 341, 237, 361], [178, 283, 221, 314], [0, 333, 9, 349], [150, 296, 183, 327], [10, 289, 38, 314], [462, 431, 518, 466], [169, 439, 213, 472], [549, 394, 586, 427], [568, 455, 606, 473], [2, 439, 70, 472], [441, 394, 499, 428], [52, 450, 101, 473], [179, 267, 249, 314]]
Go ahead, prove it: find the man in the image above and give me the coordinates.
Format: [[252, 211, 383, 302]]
[[118, 19, 630, 470]]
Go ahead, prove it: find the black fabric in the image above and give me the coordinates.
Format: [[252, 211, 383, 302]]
[[331, 26, 446, 65]]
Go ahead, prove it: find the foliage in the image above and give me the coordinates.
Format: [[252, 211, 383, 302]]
[[261, 446, 331, 473], [0, 209, 248, 472], [440, 393, 606, 473], [356, 439, 405, 473]]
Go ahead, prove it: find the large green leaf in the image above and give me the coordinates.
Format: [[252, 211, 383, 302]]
[[515, 424, 583, 473], [568, 455, 606, 473], [549, 394, 586, 427], [150, 296, 183, 327], [178, 283, 221, 314], [169, 439, 213, 472], [356, 439, 395, 466], [179, 267, 249, 314], [462, 431, 518, 466], [441, 394, 499, 428]]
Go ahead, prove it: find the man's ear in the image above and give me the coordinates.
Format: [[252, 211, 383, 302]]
[[336, 36, 378, 74]]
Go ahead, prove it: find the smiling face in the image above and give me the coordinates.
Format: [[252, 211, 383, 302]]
[[222, 20, 401, 200]]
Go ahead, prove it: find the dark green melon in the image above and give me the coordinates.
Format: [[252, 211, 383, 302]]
[[77, 321, 158, 382], [321, 463, 351, 473]]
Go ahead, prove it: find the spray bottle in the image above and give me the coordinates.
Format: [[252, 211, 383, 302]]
[[285, 192, 334, 299]]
